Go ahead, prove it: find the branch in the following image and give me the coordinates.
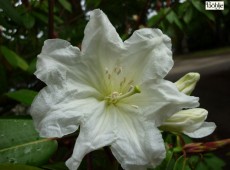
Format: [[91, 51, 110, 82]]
[[48, 0, 55, 38]]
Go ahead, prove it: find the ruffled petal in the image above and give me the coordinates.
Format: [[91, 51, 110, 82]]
[[81, 9, 123, 66], [183, 122, 216, 138], [110, 105, 165, 170], [30, 84, 100, 138], [160, 108, 208, 133], [66, 102, 117, 170], [122, 28, 173, 83], [123, 79, 199, 127], [35, 39, 80, 85]]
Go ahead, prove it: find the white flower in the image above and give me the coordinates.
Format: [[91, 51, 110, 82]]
[[175, 72, 200, 95], [30, 9, 199, 170], [160, 73, 216, 138], [160, 108, 216, 138]]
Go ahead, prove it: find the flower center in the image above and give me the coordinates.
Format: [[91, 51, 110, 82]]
[[103, 66, 141, 105], [105, 85, 141, 104]]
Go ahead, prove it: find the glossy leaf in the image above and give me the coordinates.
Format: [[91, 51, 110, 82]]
[[5, 89, 38, 106], [0, 46, 29, 71], [0, 164, 43, 170], [201, 153, 225, 170], [191, 0, 215, 22], [0, 1, 22, 24], [147, 8, 170, 27], [173, 155, 191, 170], [22, 13, 35, 29], [166, 11, 183, 30], [58, 0, 72, 12], [86, 0, 102, 8], [27, 59, 37, 74], [183, 8, 193, 24], [0, 118, 58, 166], [42, 162, 69, 170]]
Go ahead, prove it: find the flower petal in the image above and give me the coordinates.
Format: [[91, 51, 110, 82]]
[[110, 105, 165, 170], [66, 102, 117, 170], [30, 84, 100, 138], [82, 9, 123, 65], [35, 39, 80, 85], [160, 108, 208, 133], [122, 28, 173, 83], [124, 79, 199, 127], [183, 122, 216, 138]]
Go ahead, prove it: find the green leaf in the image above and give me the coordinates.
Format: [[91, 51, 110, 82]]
[[31, 11, 48, 24], [58, 0, 72, 12], [173, 155, 191, 170], [0, 164, 43, 170], [188, 155, 200, 170], [166, 11, 183, 30], [0, 46, 29, 71], [0, 118, 58, 166], [42, 162, 68, 170], [86, 0, 102, 8], [191, 0, 215, 22], [183, 8, 193, 24], [22, 13, 35, 29], [202, 153, 225, 170], [0, 1, 22, 25], [5, 89, 38, 106], [147, 8, 170, 27], [27, 59, 37, 74]]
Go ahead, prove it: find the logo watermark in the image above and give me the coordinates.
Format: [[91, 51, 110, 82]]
[[205, 1, 224, 10]]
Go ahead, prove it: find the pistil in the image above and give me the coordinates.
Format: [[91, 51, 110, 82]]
[[105, 85, 141, 105]]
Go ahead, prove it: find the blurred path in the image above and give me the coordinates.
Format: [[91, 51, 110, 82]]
[[168, 53, 230, 79]]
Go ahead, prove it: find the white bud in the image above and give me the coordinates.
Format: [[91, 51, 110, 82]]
[[160, 108, 207, 133], [175, 72, 200, 95]]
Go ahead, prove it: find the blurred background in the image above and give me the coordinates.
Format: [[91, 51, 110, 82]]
[[0, 0, 229, 169]]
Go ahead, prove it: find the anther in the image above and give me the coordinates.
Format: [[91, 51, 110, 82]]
[[128, 85, 133, 92], [128, 80, 134, 85], [108, 74, 111, 79], [105, 67, 109, 74], [117, 67, 122, 75], [131, 105, 139, 109]]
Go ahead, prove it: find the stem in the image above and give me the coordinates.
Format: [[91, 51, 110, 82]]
[[48, 0, 55, 38]]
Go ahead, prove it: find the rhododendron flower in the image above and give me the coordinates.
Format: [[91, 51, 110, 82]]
[[160, 73, 216, 138], [175, 72, 200, 95], [160, 108, 216, 138], [30, 9, 200, 170]]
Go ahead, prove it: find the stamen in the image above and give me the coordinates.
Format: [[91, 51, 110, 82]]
[[128, 80, 134, 85], [117, 67, 122, 75], [108, 74, 111, 79], [131, 105, 139, 109], [105, 67, 109, 74], [113, 66, 118, 73], [105, 86, 141, 105], [128, 85, 133, 92], [123, 77, 126, 83]]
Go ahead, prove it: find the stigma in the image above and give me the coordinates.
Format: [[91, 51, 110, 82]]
[[103, 65, 141, 105]]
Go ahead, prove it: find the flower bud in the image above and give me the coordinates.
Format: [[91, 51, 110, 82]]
[[160, 108, 216, 138], [175, 72, 200, 95]]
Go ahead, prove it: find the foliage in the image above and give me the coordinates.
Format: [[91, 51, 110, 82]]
[[0, 0, 229, 169]]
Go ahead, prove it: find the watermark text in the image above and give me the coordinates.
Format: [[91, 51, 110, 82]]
[[205, 1, 224, 10]]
